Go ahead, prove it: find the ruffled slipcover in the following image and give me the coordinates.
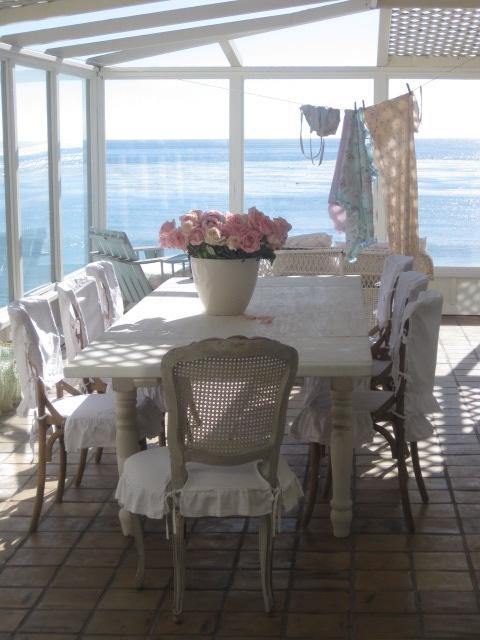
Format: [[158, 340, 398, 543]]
[[85, 261, 124, 327], [116, 447, 303, 521]]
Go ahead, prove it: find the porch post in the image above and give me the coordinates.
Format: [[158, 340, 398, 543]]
[[229, 76, 244, 213]]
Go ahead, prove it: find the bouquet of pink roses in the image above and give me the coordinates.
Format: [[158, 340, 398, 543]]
[[159, 207, 291, 262]]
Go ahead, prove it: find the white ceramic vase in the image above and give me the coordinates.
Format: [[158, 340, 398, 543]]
[[190, 257, 259, 316]]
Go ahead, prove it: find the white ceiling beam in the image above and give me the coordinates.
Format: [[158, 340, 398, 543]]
[[220, 40, 242, 67], [3, 0, 331, 47], [386, 55, 480, 70], [75, 0, 375, 65], [378, 0, 480, 6], [0, 0, 167, 26], [376, 8, 392, 67], [0, 42, 95, 77], [102, 64, 480, 80]]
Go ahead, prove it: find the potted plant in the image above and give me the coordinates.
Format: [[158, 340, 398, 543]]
[[159, 207, 291, 315]]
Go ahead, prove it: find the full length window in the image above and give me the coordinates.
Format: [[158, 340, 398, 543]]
[[15, 66, 51, 294], [389, 79, 480, 267], [105, 79, 229, 249], [59, 74, 88, 275], [0, 73, 7, 307]]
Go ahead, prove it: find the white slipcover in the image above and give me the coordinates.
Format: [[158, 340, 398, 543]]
[[85, 261, 123, 327], [8, 299, 63, 416], [115, 447, 303, 520], [376, 254, 414, 330], [389, 270, 429, 355]]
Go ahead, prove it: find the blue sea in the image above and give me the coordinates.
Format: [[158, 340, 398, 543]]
[[1, 138, 479, 305]]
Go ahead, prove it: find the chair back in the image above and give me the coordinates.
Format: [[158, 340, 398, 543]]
[[376, 254, 414, 330], [7, 298, 63, 415], [161, 337, 298, 490], [389, 270, 429, 354], [392, 290, 443, 440], [57, 277, 105, 362], [86, 261, 124, 327], [89, 228, 153, 307], [272, 248, 344, 276]]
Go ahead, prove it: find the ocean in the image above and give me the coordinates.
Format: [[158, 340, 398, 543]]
[[1, 137, 479, 305]]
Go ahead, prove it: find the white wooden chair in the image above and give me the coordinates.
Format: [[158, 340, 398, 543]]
[[115, 337, 303, 620], [8, 298, 137, 532]]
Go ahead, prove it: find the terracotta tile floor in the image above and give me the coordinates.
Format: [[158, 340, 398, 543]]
[[0, 316, 479, 639]]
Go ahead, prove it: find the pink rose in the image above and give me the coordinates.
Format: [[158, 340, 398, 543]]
[[273, 216, 292, 236], [188, 227, 204, 246], [240, 229, 262, 253], [205, 226, 224, 246], [247, 206, 266, 231], [222, 213, 248, 238], [226, 235, 241, 251], [180, 210, 201, 227], [201, 210, 225, 231], [167, 228, 187, 251], [266, 233, 284, 250], [159, 219, 177, 247]]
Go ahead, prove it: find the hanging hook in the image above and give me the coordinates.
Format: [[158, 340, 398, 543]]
[[406, 83, 413, 95], [354, 101, 357, 112], [362, 99, 366, 109]]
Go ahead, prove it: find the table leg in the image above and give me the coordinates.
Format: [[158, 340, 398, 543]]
[[330, 377, 354, 538], [113, 379, 140, 537]]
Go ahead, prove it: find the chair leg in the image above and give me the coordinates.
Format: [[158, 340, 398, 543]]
[[301, 443, 323, 529], [94, 447, 103, 464], [394, 420, 415, 533], [259, 514, 275, 614], [56, 431, 67, 503], [171, 510, 186, 623], [30, 422, 48, 533], [131, 514, 145, 589], [323, 454, 332, 501], [411, 441, 429, 504], [74, 449, 88, 487]]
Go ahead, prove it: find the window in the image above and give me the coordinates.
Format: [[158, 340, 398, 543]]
[[244, 79, 373, 238], [0, 74, 7, 307], [105, 79, 229, 248], [15, 66, 51, 294], [389, 79, 480, 267], [59, 74, 88, 275]]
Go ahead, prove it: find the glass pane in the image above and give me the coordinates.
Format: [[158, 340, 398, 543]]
[[105, 79, 229, 249], [389, 79, 480, 267], [235, 12, 379, 66], [59, 74, 88, 275], [0, 73, 7, 307], [244, 79, 373, 240], [15, 66, 51, 294]]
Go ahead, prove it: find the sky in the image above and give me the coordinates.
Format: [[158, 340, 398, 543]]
[[8, 3, 480, 140]]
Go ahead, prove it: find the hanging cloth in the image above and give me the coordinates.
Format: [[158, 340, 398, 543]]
[[363, 93, 421, 256], [328, 109, 375, 262], [299, 105, 340, 165]]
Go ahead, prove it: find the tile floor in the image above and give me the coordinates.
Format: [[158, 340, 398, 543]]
[[0, 317, 479, 639]]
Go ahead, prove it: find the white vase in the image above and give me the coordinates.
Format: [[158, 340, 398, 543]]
[[191, 257, 259, 316]]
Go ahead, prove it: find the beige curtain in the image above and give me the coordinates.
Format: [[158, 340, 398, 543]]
[[364, 93, 420, 255]]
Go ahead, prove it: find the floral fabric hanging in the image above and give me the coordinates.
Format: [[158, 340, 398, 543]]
[[363, 93, 421, 256], [328, 109, 375, 262]]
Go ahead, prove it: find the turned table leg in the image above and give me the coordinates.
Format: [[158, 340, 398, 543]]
[[330, 377, 354, 538], [113, 379, 140, 537]]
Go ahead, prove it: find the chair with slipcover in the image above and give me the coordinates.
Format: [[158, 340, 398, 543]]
[[299, 290, 443, 531], [57, 277, 165, 467], [292, 266, 428, 527], [115, 336, 303, 620], [7, 297, 143, 532], [85, 260, 124, 328]]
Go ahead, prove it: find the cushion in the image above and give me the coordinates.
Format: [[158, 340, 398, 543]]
[[54, 391, 162, 452], [115, 447, 303, 520], [285, 233, 332, 249]]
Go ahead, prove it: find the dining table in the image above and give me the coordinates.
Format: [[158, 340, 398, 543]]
[[64, 274, 372, 538]]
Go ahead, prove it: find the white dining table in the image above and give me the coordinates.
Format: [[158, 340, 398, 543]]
[[64, 275, 372, 538]]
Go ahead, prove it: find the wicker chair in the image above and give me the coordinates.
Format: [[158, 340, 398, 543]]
[[116, 337, 302, 620]]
